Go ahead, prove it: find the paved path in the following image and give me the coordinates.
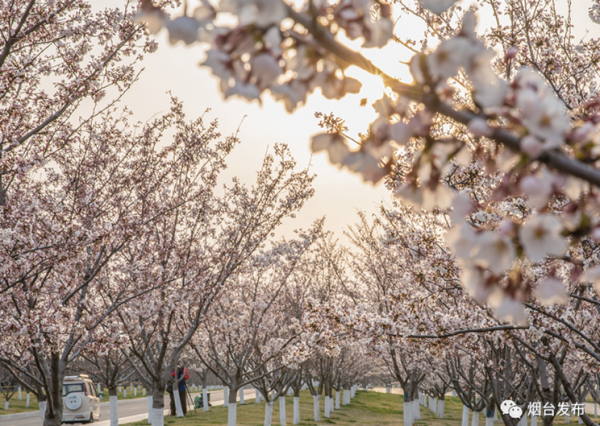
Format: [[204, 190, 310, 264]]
[[0, 389, 257, 426]]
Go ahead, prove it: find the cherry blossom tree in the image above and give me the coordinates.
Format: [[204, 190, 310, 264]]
[[0, 94, 237, 426], [135, 0, 600, 324], [192, 222, 323, 426], [120, 144, 315, 426]]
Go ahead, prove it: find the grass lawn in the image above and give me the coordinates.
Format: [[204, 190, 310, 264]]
[[117, 390, 471, 426], [0, 393, 40, 415], [121, 390, 600, 426]]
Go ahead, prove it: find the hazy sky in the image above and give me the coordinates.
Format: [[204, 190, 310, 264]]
[[91, 0, 597, 244]]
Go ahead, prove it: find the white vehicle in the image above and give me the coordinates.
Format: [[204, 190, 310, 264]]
[[62, 374, 102, 424]]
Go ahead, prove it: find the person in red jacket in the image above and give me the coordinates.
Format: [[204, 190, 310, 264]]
[[170, 365, 190, 415]]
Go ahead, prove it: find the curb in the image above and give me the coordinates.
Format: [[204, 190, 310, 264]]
[[0, 411, 40, 421]]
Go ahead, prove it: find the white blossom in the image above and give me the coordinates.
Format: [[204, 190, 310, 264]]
[[518, 214, 566, 263], [534, 277, 569, 305], [474, 232, 516, 275], [494, 297, 528, 325]]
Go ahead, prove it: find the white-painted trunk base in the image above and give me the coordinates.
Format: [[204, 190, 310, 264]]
[[228, 403, 237, 426], [264, 401, 273, 426], [336, 391, 340, 410], [324, 396, 330, 418], [203, 388, 209, 411], [279, 396, 286, 425], [462, 405, 469, 426], [255, 389, 260, 404], [39, 401, 47, 422], [313, 395, 320, 422], [4, 401, 8, 410], [152, 407, 164, 426], [224, 387, 229, 407], [532, 415, 538, 426], [240, 388, 245, 404], [293, 397, 300, 425], [18, 387, 21, 400], [438, 399, 444, 418], [413, 399, 421, 420], [147, 396, 153, 424], [26, 393, 30, 408], [485, 415, 494, 426], [173, 388, 184, 417], [472, 411, 480, 426], [110, 395, 119, 426], [134, 388, 137, 397], [404, 401, 413, 426]]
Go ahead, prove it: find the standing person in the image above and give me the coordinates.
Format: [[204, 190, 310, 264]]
[[171, 365, 190, 416]]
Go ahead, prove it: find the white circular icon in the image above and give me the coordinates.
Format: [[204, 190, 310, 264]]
[[509, 406, 523, 419], [65, 394, 83, 410], [500, 400, 515, 415]]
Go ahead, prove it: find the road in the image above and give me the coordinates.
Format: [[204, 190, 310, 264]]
[[0, 389, 257, 426]]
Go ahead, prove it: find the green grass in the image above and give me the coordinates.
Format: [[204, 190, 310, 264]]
[[121, 390, 600, 426], [0, 393, 39, 415], [104, 386, 151, 401]]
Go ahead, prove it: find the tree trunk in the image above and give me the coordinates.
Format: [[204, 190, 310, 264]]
[[39, 401, 47, 422], [151, 384, 165, 426], [26, 393, 30, 408], [147, 395, 153, 424], [255, 389, 260, 403], [293, 397, 300, 425], [324, 396, 330, 418], [413, 399, 420, 420], [532, 414, 538, 426], [335, 390, 340, 410], [438, 399, 445, 419], [224, 387, 229, 407], [43, 352, 64, 426], [240, 388, 245, 404], [173, 387, 184, 417], [279, 395, 286, 426], [462, 405, 470, 426], [203, 387, 209, 411], [264, 401, 273, 426], [228, 403, 237, 426], [108, 387, 119, 426], [404, 398, 413, 426], [472, 410, 480, 426], [110, 395, 119, 426], [312, 395, 320, 422]]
